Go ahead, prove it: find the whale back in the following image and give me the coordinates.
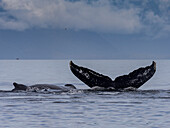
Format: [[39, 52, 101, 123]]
[[12, 83, 76, 92], [30, 84, 76, 90]]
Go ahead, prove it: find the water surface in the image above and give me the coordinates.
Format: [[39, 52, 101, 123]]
[[0, 60, 170, 128]]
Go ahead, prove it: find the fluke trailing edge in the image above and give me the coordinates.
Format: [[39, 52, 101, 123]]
[[70, 61, 156, 90]]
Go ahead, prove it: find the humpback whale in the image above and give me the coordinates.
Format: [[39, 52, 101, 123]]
[[70, 61, 156, 90], [12, 82, 76, 92]]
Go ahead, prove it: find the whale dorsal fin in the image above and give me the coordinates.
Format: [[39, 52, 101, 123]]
[[64, 84, 76, 89], [13, 82, 28, 91]]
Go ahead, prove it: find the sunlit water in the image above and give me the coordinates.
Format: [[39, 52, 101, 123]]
[[0, 60, 170, 128]]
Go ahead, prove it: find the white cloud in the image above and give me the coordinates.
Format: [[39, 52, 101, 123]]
[[140, 0, 170, 37], [0, 11, 29, 30], [0, 18, 28, 30], [0, 0, 142, 33], [0, 0, 169, 35]]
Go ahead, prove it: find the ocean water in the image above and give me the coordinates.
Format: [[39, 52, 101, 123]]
[[0, 60, 170, 128]]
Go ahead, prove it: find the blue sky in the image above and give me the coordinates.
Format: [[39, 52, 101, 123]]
[[0, 0, 169, 59]]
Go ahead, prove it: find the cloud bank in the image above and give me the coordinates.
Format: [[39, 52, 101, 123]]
[[0, 0, 169, 35]]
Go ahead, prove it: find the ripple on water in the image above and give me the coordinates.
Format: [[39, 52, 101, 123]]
[[0, 89, 170, 128]]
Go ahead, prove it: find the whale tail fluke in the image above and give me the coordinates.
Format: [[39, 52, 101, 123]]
[[70, 61, 114, 88], [113, 61, 156, 89], [152, 61, 156, 71], [70, 61, 156, 90], [12, 82, 28, 91]]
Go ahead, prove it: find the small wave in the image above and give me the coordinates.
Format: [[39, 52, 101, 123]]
[[53, 101, 70, 103]]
